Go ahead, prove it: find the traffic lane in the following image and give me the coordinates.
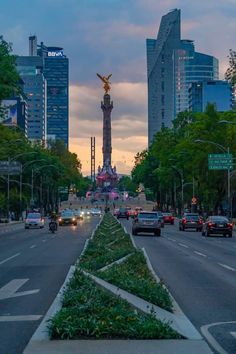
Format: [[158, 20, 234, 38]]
[[163, 223, 236, 270], [122, 219, 236, 354], [0, 217, 96, 267], [0, 217, 99, 354]]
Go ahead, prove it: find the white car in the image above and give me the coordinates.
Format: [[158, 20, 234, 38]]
[[91, 208, 102, 216], [25, 213, 44, 229]]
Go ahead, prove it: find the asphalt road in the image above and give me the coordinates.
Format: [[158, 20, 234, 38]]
[[122, 219, 236, 354], [0, 217, 99, 354]]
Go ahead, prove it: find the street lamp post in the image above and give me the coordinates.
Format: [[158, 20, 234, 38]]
[[170, 166, 184, 213], [31, 164, 61, 210], [7, 151, 37, 221], [194, 139, 231, 218]]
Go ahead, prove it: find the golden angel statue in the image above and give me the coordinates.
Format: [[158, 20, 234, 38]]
[[96, 73, 112, 94]]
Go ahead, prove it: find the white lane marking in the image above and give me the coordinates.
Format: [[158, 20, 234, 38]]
[[0, 315, 42, 322], [231, 331, 236, 338], [172, 239, 177, 242], [42, 239, 46, 242], [0, 253, 20, 266], [194, 251, 207, 257], [0, 279, 40, 300], [178, 243, 189, 248], [30, 245, 36, 249], [233, 246, 236, 248], [218, 263, 235, 271], [201, 321, 236, 354]]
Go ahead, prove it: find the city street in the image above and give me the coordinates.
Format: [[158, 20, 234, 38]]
[[122, 218, 236, 354], [0, 217, 99, 354]]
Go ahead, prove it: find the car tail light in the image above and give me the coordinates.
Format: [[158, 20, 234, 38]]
[[227, 223, 233, 228], [183, 218, 187, 224], [208, 222, 215, 227], [199, 219, 203, 224]]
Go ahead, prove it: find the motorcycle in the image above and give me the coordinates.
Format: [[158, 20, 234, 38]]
[[49, 221, 57, 233]]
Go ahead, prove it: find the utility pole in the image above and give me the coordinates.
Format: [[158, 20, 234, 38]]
[[91, 137, 96, 186]]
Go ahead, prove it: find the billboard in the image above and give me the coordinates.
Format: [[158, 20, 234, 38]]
[[47, 50, 63, 58], [0, 100, 17, 126]]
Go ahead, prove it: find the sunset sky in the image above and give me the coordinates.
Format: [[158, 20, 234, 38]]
[[1, 0, 236, 175]]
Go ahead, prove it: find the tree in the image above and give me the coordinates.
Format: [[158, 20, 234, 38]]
[[0, 36, 21, 103]]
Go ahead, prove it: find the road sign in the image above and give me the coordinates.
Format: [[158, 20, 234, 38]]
[[208, 153, 233, 170], [0, 161, 22, 175]]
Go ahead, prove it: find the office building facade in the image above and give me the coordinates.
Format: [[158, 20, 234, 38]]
[[38, 43, 69, 147], [146, 9, 219, 144], [189, 80, 232, 113], [17, 55, 47, 144]]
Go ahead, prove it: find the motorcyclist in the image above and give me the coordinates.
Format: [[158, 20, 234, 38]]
[[49, 211, 58, 231]]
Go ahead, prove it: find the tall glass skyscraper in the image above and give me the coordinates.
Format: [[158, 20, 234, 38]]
[[38, 43, 69, 147], [17, 56, 47, 145], [146, 9, 219, 145]]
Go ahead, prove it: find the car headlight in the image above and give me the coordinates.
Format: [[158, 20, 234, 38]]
[[59, 218, 62, 222], [81, 211, 84, 215], [72, 217, 76, 221]]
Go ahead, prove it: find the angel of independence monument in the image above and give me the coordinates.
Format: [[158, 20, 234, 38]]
[[96, 73, 118, 193]]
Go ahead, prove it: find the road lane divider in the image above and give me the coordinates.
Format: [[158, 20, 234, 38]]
[[30, 245, 36, 249], [178, 243, 189, 248], [0, 315, 42, 322], [194, 251, 207, 258], [218, 263, 235, 271], [0, 253, 21, 265]]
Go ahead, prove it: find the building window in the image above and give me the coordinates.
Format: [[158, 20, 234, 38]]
[[161, 95, 165, 105], [161, 81, 164, 92]]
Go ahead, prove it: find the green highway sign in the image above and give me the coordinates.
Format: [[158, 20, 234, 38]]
[[208, 153, 233, 170]]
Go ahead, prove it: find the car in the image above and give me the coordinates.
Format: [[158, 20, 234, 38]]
[[113, 208, 119, 217], [162, 212, 175, 225], [117, 208, 129, 219], [73, 209, 84, 220], [132, 211, 161, 236], [202, 216, 233, 237], [83, 209, 92, 217], [58, 210, 77, 226], [25, 212, 44, 229], [90, 208, 102, 216], [179, 213, 203, 231]]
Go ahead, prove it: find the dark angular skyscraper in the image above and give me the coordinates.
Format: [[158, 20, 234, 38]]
[[146, 9, 219, 145], [38, 43, 69, 147]]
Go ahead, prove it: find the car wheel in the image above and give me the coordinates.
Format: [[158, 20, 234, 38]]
[[182, 226, 185, 231], [132, 229, 137, 235], [127, 217, 129, 220], [25, 226, 29, 229], [155, 229, 161, 237], [59, 223, 62, 226], [171, 222, 174, 225], [206, 231, 210, 237], [202, 231, 205, 236], [179, 226, 181, 231], [228, 233, 232, 238]]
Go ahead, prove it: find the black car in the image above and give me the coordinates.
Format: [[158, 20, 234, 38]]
[[117, 208, 129, 220], [202, 216, 233, 237], [58, 211, 77, 226], [179, 213, 203, 231]]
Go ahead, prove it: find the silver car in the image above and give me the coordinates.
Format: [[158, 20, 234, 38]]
[[25, 212, 44, 229], [132, 211, 161, 236]]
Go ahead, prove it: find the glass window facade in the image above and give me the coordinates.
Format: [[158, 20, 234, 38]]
[[38, 46, 69, 147], [146, 9, 219, 145]]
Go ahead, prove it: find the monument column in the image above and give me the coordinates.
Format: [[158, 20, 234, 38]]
[[101, 94, 113, 166]]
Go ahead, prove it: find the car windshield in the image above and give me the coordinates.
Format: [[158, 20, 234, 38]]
[[61, 212, 74, 217], [138, 213, 158, 219], [27, 213, 41, 219], [119, 208, 127, 212], [211, 217, 229, 222], [186, 215, 199, 221]]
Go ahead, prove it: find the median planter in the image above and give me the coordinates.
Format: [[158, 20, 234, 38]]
[[48, 269, 180, 340], [48, 213, 182, 340]]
